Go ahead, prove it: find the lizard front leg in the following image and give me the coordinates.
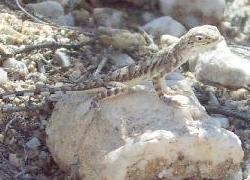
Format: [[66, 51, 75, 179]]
[[152, 76, 182, 106]]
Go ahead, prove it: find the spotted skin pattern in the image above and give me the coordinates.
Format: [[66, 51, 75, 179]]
[[0, 25, 223, 111]]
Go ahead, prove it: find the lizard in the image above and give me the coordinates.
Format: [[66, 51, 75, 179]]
[[0, 25, 223, 112]]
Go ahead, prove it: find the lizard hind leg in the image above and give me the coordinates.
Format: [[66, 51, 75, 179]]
[[88, 82, 129, 113]]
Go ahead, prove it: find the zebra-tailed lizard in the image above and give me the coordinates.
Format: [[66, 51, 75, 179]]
[[0, 25, 223, 112]]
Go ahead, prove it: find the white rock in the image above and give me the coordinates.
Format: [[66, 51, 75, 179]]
[[0, 68, 8, 84], [229, 169, 243, 180], [98, 27, 146, 50], [53, 49, 71, 68], [159, 0, 225, 28], [9, 153, 21, 168], [26, 1, 64, 19], [143, 16, 186, 37], [111, 53, 135, 69], [224, 0, 249, 29], [3, 58, 28, 77], [190, 40, 250, 88], [54, 0, 81, 9], [141, 11, 156, 23], [244, 17, 250, 34], [93, 8, 126, 28], [213, 117, 230, 129], [26, 137, 41, 149], [72, 9, 90, 26], [55, 13, 75, 26], [46, 73, 243, 180]]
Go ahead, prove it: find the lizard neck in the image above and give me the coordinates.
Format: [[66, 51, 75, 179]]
[[151, 43, 191, 78]]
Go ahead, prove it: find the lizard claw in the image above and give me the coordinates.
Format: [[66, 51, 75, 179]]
[[89, 97, 101, 112], [162, 94, 182, 107]]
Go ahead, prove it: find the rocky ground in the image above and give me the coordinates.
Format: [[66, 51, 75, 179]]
[[0, 0, 250, 179]]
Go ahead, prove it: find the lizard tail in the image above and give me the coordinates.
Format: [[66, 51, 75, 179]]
[[0, 80, 106, 99]]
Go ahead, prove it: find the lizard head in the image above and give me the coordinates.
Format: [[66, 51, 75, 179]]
[[178, 25, 223, 54]]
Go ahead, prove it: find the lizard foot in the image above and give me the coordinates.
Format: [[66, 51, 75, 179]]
[[89, 97, 101, 112], [162, 94, 183, 107]]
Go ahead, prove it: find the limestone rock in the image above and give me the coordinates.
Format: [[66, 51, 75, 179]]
[[55, 13, 75, 26], [26, 1, 64, 23], [3, 58, 28, 78], [54, 0, 81, 9], [93, 8, 126, 28], [0, 24, 26, 44], [159, 0, 225, 28], [46, 73, 243, 180], [190, 40, 250, 88], [111, 53, 135, 69], [0, 68, 8, 85], [72, 9, 90, 26], [98, 27, 146, 50], [25, 137, 41, 149], [143, 16, 186, 37], [53, 49, 71, 68]]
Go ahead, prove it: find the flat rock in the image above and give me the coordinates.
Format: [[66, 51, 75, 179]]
[[26, 1, 64, 19], [98, 27, 146, 50], [143, 16, 186, 37], [0, 68, 8, 85], [55, 13, 75, 26], [93, 8, 126, 28], [190, 40, 250, 88], [111, 53, 135, 69], [159, 0, 225, 28], [3, 58, 28, 78], [46, 73, 243, 180]]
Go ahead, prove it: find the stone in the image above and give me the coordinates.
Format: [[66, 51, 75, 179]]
[[159, 0, 225, 28], [213, 117, 230, 129], [143, 16, 186, 37], [26, 1, 64, 19], [190, 40, 250, 88], [3, 58, 29, 78], [69, 70, 82, 82], [141, 11, 156, 23], [54, 0, 81, 9], [72, 9, 90, 26], [111, 53, 135, 69], [0, 133, 4, 143], [98, 27, 146, 50], [224, 0, 249, 29], [25, 137, 41, 149], [53, 49, 71, 68], [27, 72, 47, 83], [0, 68, 8, 84], [93, 8, 126, 28], [55, 13, 75, 26], [9, 154, 21, 168], [46, 73, 243, 180], [0, 24, 26, 44]]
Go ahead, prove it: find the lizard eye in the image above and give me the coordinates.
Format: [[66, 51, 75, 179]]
[[196, 35, 203, 41]]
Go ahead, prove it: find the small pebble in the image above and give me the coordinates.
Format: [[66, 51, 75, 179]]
[[53, 49, 71, 68], [3, 58, 28, 77], [9, 153, 21, 168], [26, 137, 41, 149], [0, 68, 8, 84], [111, 53, 135, 69], [0, 133, 4, 143]]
